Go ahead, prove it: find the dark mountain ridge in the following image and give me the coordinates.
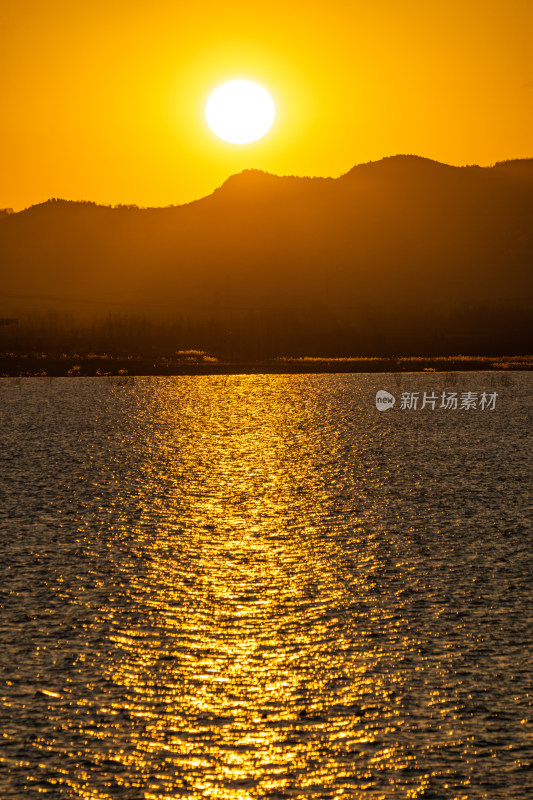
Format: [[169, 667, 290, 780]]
[[1, 155, 532, 357]]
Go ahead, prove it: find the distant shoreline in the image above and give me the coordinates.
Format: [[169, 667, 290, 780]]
[[1, 355, 532, 377]]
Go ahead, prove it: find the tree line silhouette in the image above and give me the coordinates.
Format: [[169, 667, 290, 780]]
[[0, 303, 530, 360]]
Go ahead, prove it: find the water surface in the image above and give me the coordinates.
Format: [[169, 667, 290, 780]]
[[0, 373, 531, 799]]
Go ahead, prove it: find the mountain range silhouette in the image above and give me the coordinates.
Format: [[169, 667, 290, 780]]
[[1, 155, 532, 356]]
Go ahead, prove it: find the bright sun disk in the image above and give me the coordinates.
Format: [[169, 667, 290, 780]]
[[205, 80, 275, 144]]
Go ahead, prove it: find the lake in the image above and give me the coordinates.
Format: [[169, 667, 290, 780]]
[[0, 373, 531, 799]]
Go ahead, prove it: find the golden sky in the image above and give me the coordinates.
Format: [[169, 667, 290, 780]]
[[1, 0, 532, 211]]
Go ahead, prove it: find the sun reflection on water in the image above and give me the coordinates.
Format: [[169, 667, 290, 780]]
[[87, 377, 397, 797]]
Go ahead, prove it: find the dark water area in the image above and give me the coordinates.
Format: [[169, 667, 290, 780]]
[[0, 373, 531, 799]]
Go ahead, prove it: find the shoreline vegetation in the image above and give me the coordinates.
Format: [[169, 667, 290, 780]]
[[1, 353, 532, 377]]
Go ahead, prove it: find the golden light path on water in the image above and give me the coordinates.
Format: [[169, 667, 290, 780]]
[[0, 374, 531, 799], [99, 377, 393, 798]]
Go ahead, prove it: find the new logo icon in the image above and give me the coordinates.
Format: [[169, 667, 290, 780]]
[[375, 390, 396, 411]]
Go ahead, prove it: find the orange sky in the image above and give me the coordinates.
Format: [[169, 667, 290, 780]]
[[1, 0, 532, 211]]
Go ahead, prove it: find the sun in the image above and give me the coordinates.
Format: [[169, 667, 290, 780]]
[[205, 80, 275, 145]]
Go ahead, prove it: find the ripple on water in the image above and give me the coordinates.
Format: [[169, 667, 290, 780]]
[[0, 373, 531, 799]]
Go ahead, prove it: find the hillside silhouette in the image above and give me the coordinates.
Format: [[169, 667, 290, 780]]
[[1, 155, 532, 357]]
